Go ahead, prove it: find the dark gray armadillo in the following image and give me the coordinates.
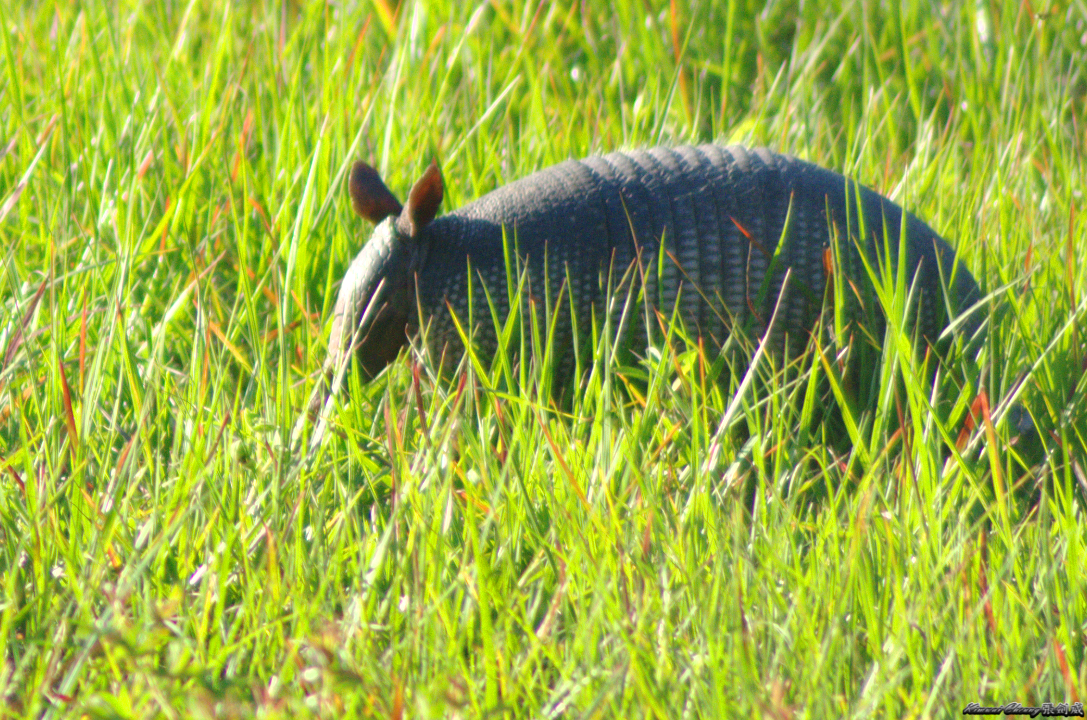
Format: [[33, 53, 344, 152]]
[[311, 144, 982, 412]]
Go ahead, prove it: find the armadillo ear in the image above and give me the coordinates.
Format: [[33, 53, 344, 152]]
[[399, 161, 443, 236], [349, 162, 403, 224]]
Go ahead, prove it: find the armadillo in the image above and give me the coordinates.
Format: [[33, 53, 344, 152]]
[[310, 144, 982, 414]]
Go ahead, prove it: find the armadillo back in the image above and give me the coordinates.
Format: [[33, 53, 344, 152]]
[[413, 145, 981, 373]]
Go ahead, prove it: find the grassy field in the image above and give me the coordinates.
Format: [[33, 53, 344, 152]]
[[1, 0, 1085, 717]]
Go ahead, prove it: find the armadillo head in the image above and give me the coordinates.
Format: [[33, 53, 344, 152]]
[[326, 160, 444, 380]]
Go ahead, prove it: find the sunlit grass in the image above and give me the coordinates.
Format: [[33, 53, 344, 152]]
[[0, 0, 1084, 717]]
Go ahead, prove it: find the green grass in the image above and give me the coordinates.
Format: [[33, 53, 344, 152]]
[[1, 0, 1085, 717]]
